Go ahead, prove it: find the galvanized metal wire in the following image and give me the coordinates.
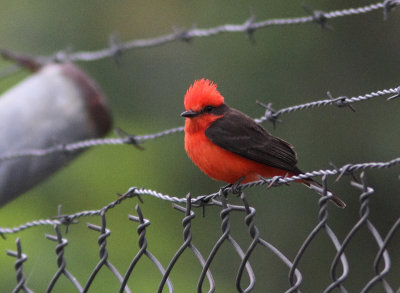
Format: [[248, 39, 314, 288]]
[[1, 1, 399, 76], [1, 159, 400, 292], [1, 78, 399, 292], [0, 83, 399, 163], [41, 0, 399, 63], [1, 2, 400, 292]]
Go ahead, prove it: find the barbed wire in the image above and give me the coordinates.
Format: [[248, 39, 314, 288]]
[[41, 1, 399, 63], [1, 156, 399, 236], [0, 0, 397, 70], [254, 86, 400, 124], [0, 126, 185, 162], [0, 84, 398, 163]]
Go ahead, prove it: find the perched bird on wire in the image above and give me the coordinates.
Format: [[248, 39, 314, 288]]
[[181, 79, 346, 208]]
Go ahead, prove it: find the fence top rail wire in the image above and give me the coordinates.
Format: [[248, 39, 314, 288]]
[[0, 156, 399, 236], [0, 0, 398, 76], [0, 84, 398, 163], [37, 0, 400, 63]]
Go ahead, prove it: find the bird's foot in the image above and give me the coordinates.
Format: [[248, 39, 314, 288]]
[[220, 183, 232, 197], [220, 177, 244, 196]]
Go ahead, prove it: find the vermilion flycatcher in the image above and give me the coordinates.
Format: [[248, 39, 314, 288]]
[[181, 79, 345, 208]]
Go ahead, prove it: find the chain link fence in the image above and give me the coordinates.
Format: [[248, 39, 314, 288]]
[[1, 167, 400, 292]]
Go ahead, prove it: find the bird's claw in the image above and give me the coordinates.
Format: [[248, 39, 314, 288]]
[[220, 177, 244, 196], [220, 183, 232, 196]]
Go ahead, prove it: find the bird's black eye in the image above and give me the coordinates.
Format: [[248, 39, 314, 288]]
[[204, 105, 214, 113]]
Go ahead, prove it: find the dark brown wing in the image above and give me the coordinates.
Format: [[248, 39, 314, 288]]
[[205, 105, 301, 174]]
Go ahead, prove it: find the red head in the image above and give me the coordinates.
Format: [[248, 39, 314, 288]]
[[183, 79, 224, 112], [181, 79, 226, 132]]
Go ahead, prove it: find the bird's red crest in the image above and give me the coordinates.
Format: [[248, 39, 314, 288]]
[[184, 79, 224, 112]]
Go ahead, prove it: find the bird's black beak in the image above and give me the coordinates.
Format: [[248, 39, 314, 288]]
[[181, 110, 199, 118]]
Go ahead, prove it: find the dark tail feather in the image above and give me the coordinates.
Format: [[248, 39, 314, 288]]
[[303, 179, 346, 209]]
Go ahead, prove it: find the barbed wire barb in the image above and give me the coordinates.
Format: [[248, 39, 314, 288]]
[[387, 86, 400, 100], [301, 4, 332, 30], [383, 0, 400, 19]]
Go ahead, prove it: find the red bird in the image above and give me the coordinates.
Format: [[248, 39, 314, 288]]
[[181, 79, 346, 208]]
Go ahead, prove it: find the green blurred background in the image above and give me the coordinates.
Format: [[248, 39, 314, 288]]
[[1, 1, 399, 292]]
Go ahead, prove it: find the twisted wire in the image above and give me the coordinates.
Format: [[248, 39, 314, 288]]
[[254, 86, 400, 124], [235, 193, 260, 293], [324, 173, 380, 292], [1, 83, 398, 163], [1, 169, 399, 292], [45, 225, 83, 292], [37, 1, 399, 63], [159, 194, 215, 293], [197, 191, 255, 293], [6, 238, 33, 293], [84, 211, 131, 293], [362, 217, 400, 292], [1, 157, 399, 237], [120, 205, 173, 293]]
